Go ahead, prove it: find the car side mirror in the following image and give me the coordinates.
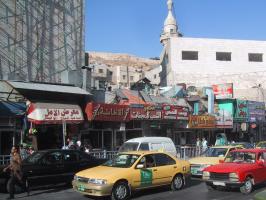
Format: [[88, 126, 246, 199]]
[[136, 164, 144, 169], [219, 159, 224, 163], [256, 160, 264, 166]]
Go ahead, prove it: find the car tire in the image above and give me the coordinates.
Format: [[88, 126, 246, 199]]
[[6, 178, 24, 194], [240, 177, 253, 194], [111, 181, 130, 200], [171, 174, 184, 191]]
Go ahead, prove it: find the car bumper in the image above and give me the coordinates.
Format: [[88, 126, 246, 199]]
[[204, 179, 244, 188], [72, 180, 113, 196]]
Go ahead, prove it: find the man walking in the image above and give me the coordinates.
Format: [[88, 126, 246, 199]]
[[3, 146, 29, 199]]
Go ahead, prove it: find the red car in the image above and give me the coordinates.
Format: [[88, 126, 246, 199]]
[[202, 149, 266, 194]]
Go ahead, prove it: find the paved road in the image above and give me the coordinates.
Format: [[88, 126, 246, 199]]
[[0, 180, 265, 200]]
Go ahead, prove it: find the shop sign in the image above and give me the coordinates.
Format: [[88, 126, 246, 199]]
[[162, 105, 189, 120], [234, 100, 248, 122], [188, 115, 216, 129], [86, 103, 130, 121], [215, 102, 233, 128], [247, 101, 265, 122], [212, 83, 233, 99], [130, 104, 162, 120], [27, 103, 84, 124]]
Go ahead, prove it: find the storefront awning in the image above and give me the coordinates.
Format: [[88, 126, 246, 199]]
[[27, 103, 84, 124]]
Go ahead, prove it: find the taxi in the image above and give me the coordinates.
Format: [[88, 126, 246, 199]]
[[189, 145, 242, 178], [256, 141, 266, 149], [72, 151, 190, 200]]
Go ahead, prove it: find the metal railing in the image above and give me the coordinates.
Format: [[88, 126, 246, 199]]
[[0, 155, 11, 165], [88, 150, 118, 159]]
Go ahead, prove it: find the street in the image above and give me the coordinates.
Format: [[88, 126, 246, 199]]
[[0, 180, 264, 200]]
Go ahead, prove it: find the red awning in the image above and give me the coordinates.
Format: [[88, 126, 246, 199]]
[[27, 103, 84, 124]]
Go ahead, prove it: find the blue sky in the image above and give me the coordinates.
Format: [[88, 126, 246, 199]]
[[85, 0, 266, 58]]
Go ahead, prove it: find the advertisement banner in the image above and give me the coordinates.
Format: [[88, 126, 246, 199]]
[[162, 105, 189, 120], [188, 115, 216, 129], [212, 83, 233, 99], [234, 100, 248, 122], [215, 102, 233, 128], [86, 103, 130, 121], [247, 101, 265, 122], [130, 104, 162, 120]]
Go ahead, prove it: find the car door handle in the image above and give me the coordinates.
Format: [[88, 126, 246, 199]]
[[173, 166, 177, 169], [153, 169, 158, 172]]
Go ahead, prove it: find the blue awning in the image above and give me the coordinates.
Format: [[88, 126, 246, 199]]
[[0, 102, 26, 117]]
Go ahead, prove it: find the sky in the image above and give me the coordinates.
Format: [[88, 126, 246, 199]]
[[85, 0, 266, 58]]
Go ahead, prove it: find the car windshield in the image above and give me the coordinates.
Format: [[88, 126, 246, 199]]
[[119, 142, 139, 152], [257, 142, 266, 148], [202, 148, 227, 157], [102, 154, 140, 168], [224, 152, 256, 163], [24, 152, 45, 164]]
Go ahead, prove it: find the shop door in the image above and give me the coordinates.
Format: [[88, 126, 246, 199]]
[[102, 130, 113, 150]]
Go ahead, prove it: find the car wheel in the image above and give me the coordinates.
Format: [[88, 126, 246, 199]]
[[171, 174, 184, 191], [240, 178, 253, 194], [111, 181, 130, 200], [6, 178, 24, 194]]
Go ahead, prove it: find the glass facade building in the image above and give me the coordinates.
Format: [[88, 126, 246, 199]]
[[0, 0, 84, 83]]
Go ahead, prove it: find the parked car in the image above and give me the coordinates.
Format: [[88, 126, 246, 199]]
[[256, 141, 266, 149], [231, 142, 254, 149], [0, 149, 107, 193], [189, 145, 243, 178], [72, 151, 190, 200], [119, 137, 177, 157], [203, 149, 266, 194]]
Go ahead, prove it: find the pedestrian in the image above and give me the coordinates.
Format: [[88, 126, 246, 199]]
[[3, 146, 29, 199], [196, 137, 202, 155], [76, 140, 84, 151], [202, 137, 208, 152], [19, 144, 28, 160]]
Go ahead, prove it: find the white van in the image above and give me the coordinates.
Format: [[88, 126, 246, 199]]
[[119, 137, 177, 157]]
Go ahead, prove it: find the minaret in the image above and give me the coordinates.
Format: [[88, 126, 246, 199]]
[[160, 0, 179, 45]]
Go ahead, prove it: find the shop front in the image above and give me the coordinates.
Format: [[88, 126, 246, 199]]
[[27, 102, 84, 150]]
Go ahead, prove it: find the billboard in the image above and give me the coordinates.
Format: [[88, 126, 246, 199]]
[[212, 83, 233, 99]]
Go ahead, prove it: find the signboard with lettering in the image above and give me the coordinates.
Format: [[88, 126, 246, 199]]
[[247, 101, 265, 122], [130, 104, 162, 120], [215, 102, 233, 128], [162, 105, 189, 120], [86, 103, 130, 121], [27, 103, 84, 124], [212, 83, 233, 99], [188, 115, 216, 129], [234, 100, 248, 122]]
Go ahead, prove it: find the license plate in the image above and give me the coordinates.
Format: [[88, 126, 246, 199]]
[[213, 181, 225, 186], [77, 184, 86, 192]]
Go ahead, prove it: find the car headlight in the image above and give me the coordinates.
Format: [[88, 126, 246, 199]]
[[229, 173, 239, 182], [88, 178, 107, 185], [202, 171, 210, 180]]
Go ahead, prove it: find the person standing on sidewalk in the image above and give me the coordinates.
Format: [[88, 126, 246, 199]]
[[196, 137, 202, 156], [3, 146, 28, 199], [202, 137, 208, 152]]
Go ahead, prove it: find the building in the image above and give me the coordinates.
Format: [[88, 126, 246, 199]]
[[0, 0, 84, 84], [159, 0, 266, 103]]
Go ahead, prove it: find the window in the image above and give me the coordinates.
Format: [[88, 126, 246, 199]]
[[182, 51, 198, 60], [139, 143, 149, 151], [154, 154, 176, 166], [154, 74, 157, 79], [98, 69, 103, 73], [109, 71, 113, 75], [249, 53, 263, 62], [130, 76, 134, 81], [216, 52, 231, 61], [122, 75, 126, 80]]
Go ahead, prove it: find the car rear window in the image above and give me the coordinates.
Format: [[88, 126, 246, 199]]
[[119, 142, 139, 152]]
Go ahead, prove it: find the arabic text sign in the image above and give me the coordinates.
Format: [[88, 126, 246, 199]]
[[86, 103, 130, 121], [162, 105, 189, 120], [189, 115, 216, 129], [44, 108, 83, 121], [130, 105, 162, 120]]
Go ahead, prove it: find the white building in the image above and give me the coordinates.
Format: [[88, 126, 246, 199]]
[[159, 0, 266, 102]]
